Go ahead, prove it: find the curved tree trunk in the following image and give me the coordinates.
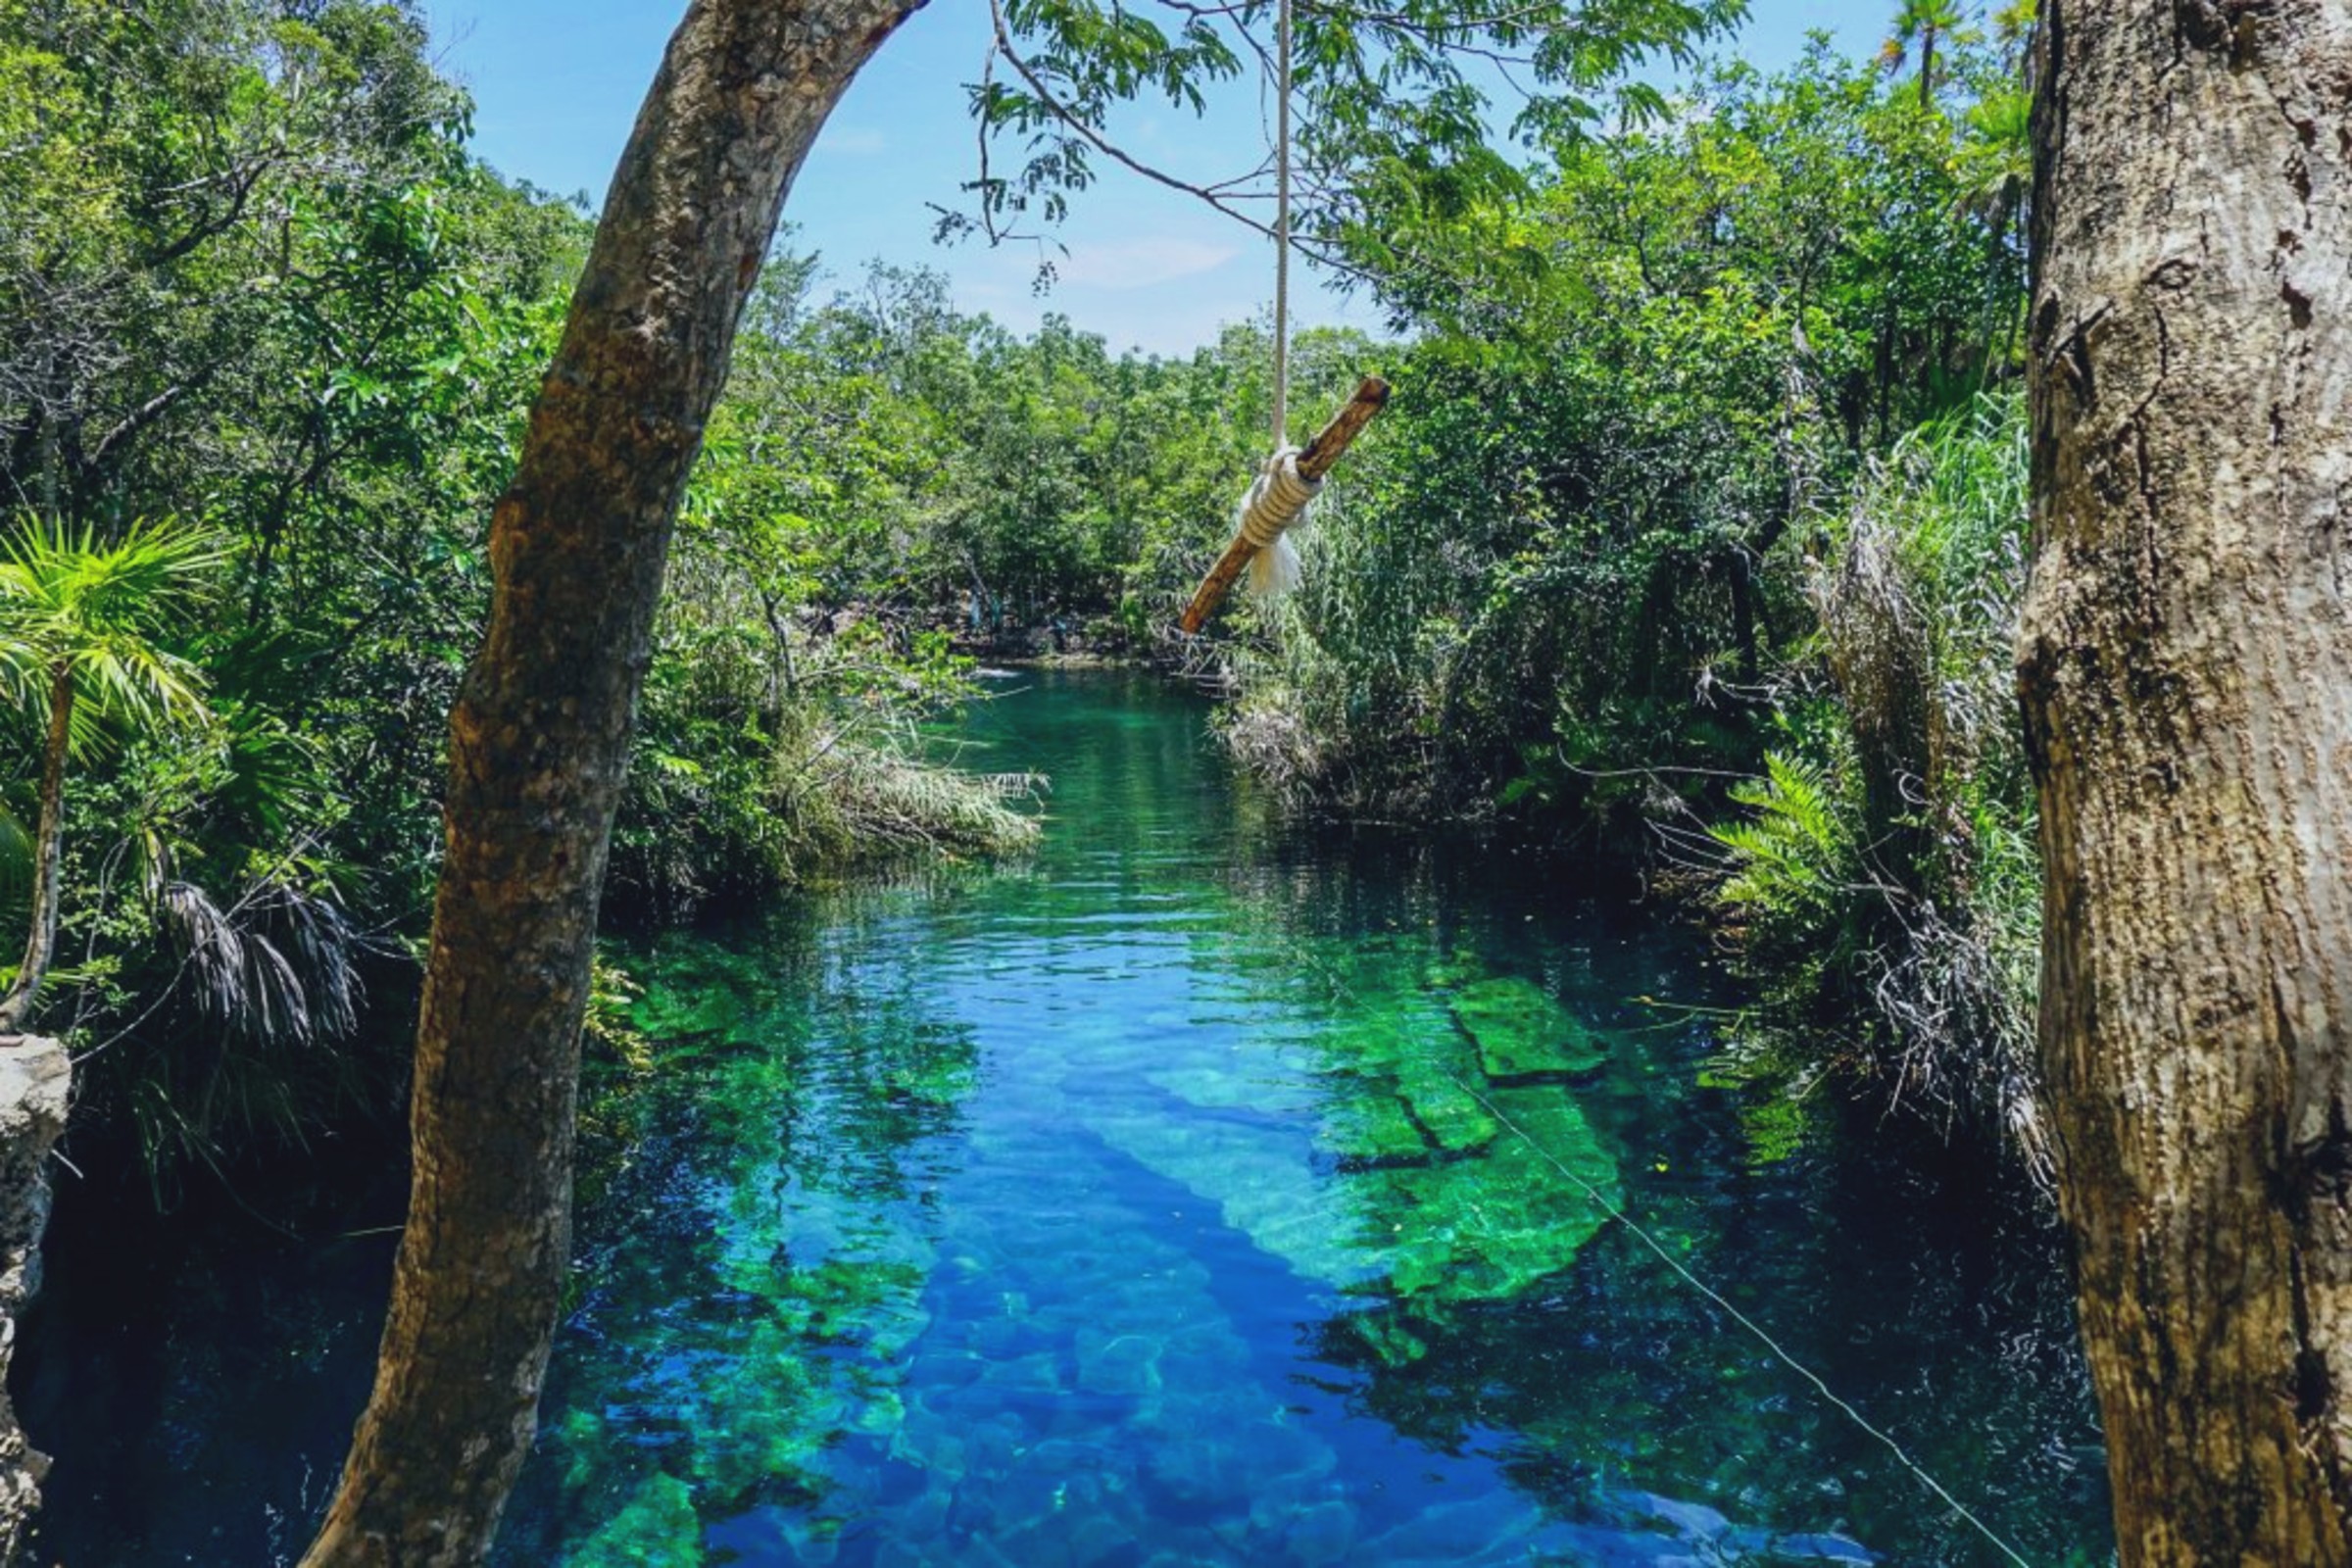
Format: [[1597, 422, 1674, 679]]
[[0, 665, 74, 1034], [2019, 3, 2352, 1562], [300, 3, 924, 1562]]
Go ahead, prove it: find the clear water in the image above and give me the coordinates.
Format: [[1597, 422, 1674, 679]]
[[21, 668, 2113, 1565]]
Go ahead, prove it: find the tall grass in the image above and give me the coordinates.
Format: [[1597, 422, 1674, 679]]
[[1711, 396, 2045, 1184], [612, 620, 1041, 917]]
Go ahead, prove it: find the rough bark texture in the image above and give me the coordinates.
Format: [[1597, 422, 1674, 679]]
[[0, 668, 74, 1031], [300, 3, 924, 1563], [2018, 3, 2352, 1562], [0, 1036, 72, 1565]]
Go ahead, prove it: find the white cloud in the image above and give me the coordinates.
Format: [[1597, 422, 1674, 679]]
[[820, 125, 889, 155], [1053, 238, 1240, 291]]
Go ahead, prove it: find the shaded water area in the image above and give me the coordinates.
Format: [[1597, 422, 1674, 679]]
[[21, 669, 2111, 1565]]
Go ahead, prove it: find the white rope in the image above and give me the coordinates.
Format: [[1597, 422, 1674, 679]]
[[1272, 0, 1293, 447], [1213, 0, 1308, 607], [1237, 445, 1321, 596]]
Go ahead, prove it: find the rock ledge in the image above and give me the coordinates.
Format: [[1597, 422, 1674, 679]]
[[0, 1037, 71, 1567]]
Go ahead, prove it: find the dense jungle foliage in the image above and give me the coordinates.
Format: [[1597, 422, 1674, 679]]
[[0, 0, 2040, 1186], [1224, 23, 2042, 1176]]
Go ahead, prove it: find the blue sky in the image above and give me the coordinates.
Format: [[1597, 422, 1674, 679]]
[[421, 2, 1893, 356]]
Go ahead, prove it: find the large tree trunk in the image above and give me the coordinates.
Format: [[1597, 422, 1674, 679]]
[[0, 665, 74, 1033], [300, 3, 923, 1562], [2018, 4, 2352, 1562]]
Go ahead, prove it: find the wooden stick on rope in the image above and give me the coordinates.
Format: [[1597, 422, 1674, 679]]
[[1178, 374, 1390, 635]]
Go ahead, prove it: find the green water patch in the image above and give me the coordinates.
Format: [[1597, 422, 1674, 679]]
[[1366, 1087, 1620, 1304], [1448, 975, 1614, 1079], [1320, 1087, 1429, 1162], [539, 916, 1640, 1561], [511, 929, 979, 1566], [1108, 934, 1627, 1313]]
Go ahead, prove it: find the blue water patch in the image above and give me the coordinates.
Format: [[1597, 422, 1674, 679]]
[[21, 670, 2111, 1566]]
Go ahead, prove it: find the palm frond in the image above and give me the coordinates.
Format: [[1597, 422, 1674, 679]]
[[157, 876, 367, 1048]]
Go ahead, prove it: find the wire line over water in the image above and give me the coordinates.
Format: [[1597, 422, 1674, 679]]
[[1283, 934, 2039, 1568], [1449, 1070, 2037, 1568]]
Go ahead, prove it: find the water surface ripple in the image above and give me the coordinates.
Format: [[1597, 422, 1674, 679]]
[[25, 669, 2113, 1566]]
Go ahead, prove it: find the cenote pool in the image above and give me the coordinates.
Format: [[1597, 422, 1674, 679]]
[[21, 669, 2112, 1565]]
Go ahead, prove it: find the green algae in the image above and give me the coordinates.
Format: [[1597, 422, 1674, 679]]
[[1297, 957, 1622, 1302], [1099, 935, 1628, 1311], [514, 917, 969, 1564], [1393, 1061, 1500, 1151]]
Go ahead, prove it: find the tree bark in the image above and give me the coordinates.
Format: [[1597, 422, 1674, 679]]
[[2018, 4, 2352, 1562], [0, 665, 74, 1033], [299, 3, 923, 1563]]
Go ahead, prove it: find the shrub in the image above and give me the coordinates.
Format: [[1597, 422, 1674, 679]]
[[1711, 396, 2045, 1186]]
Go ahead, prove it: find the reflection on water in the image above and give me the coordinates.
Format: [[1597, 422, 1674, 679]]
[[23, 669, 2113, 1566]]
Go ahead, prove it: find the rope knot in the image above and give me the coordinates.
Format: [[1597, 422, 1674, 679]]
[[1236, 446, 1322, 598], [1237, 446, 1322, 551]]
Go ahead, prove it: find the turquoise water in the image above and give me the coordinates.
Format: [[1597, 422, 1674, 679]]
[[22, 668, 2112, 1564]]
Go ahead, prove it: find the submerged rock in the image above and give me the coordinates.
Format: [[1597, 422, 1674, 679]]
[[1394, 1062, 1498, 1152], [1353, 1485, 1544, 1565], [1448, 977, 1611, 1079], [1317, 1090, 1428, 1162], [1074, 1328, 1162, 1397], [1088, 1108, 1373, 1287], [1368, 1086, 1619, 1303]]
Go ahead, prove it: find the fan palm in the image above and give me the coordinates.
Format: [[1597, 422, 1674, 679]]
[[0, 515, 224, 1030], [1885, 0, 1967, 110]]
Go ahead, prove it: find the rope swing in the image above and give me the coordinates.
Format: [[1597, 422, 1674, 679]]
[[1178, 0, 1389, 637]]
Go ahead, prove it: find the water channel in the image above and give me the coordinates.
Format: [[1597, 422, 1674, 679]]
[[23, 668, 2111, 1565]]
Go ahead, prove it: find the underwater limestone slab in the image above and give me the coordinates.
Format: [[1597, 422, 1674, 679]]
[[1311, 996, 1455, 1080], [1447, 976, 1610, 1079], [1365, 1086, 1620, 1305], [1592, 1490, 1879, 1566], [1352, 1484, 1546, 1567], [1393, 1060, 1498, 1152], [1247, 1466, 1359, 1565], [1147, 1057, 1320, 1120], [863, 1298, 933, 1363], [1280, 1498, 1358, 1567], [1074, 1325, 1163, 1397], [1310, 998, 1497, 1153], [1140, 1409, 1336, 1511], [565, 1470, 704, 1566], [0, 1035, 69, 1568], [950, 1409, 1027, 1487], [973, 1348, 1064, 1398], [987, 1465, 1142, 1567], [1316, 1088, 1429, 1162]]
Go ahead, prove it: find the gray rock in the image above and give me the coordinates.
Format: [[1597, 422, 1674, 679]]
[[0, 1036, 68, 1568]]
